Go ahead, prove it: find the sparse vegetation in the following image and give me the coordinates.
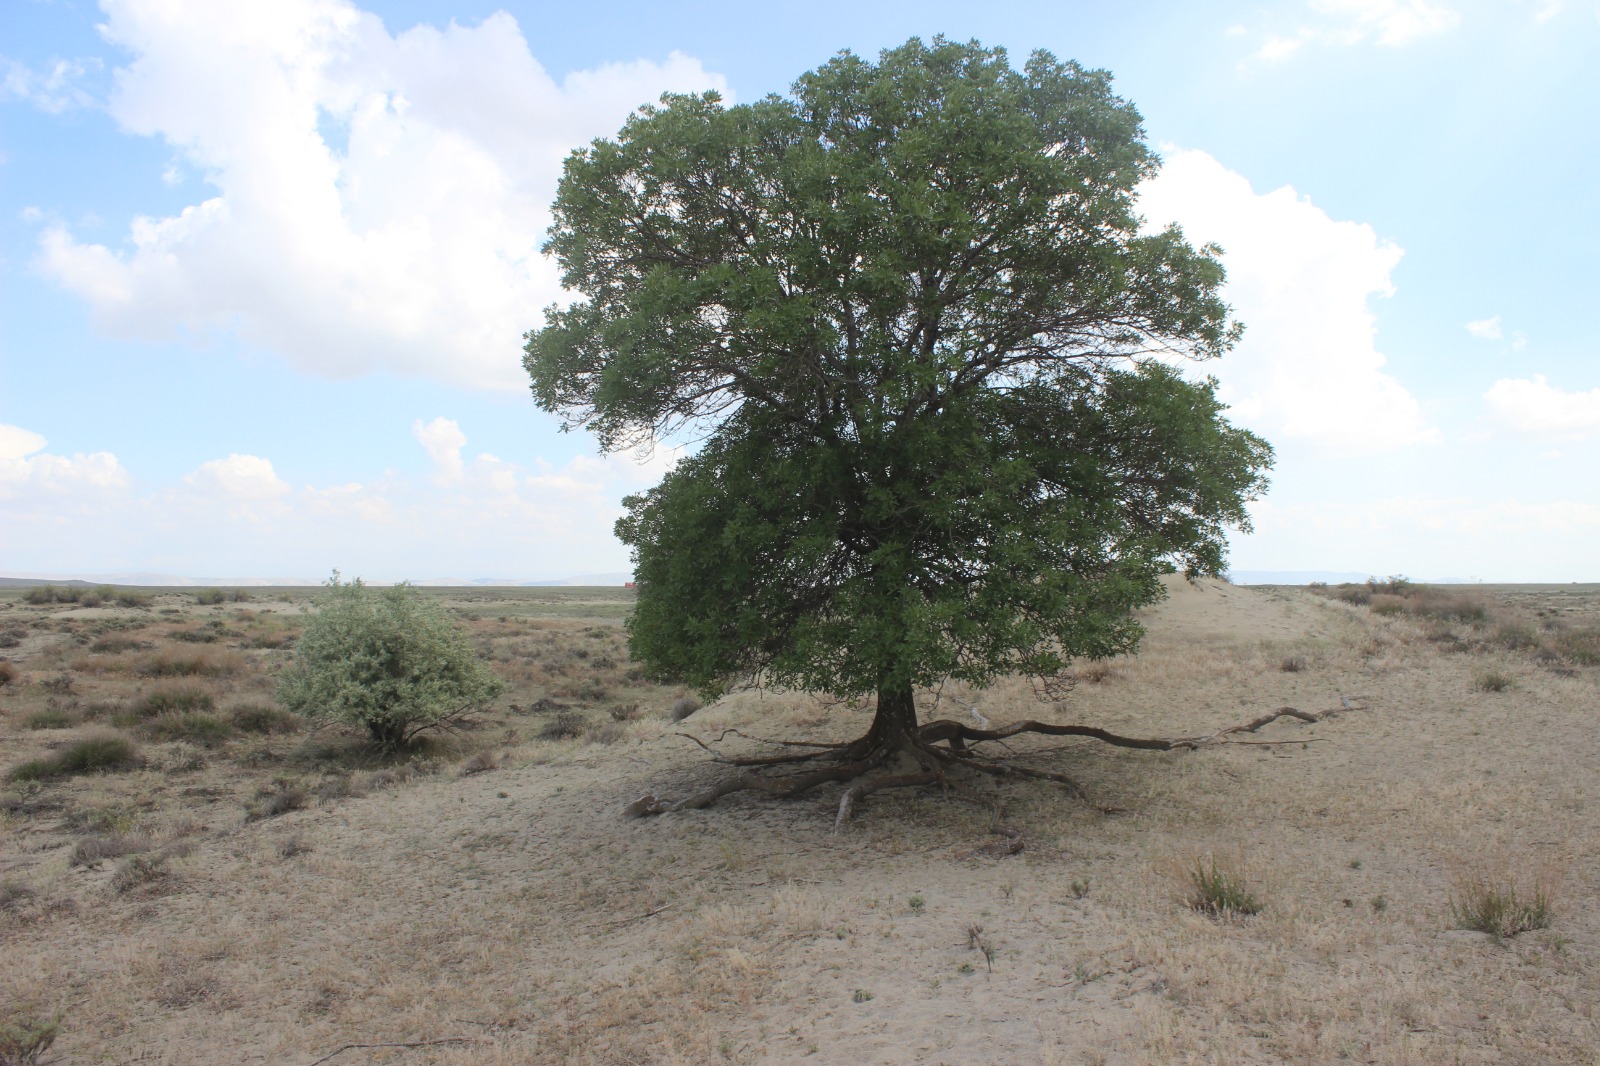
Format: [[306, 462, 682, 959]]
[[1451, 869, 1556, 938], [1185, 854, 1262, 917]]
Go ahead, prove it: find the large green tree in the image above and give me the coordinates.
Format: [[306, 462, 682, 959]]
[[525, 37, 1273, 815]]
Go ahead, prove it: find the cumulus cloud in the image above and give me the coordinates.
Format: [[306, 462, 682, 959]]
[[0, 424, 129, 500], [185, 454, 292, 500], [1252, 0, 1459, 61], [35, 0, 727, 392], [1466, 316, 1504, 340], [1138, 148, 1436, 456], [413, 416, 467, 485], [1, 417, 677, 580], [1484, 375, 1600, 438]]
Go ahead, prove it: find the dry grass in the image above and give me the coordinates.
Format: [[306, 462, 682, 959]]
[[0, 581, 1597, 1063]]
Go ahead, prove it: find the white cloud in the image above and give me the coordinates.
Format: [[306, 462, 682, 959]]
[[0, 424, 48, 461], [1484, 375, 1600, 438], [1466, 316, 1504, 340], [1138, 148, 1436, 456], [413, 416, 467, 485], [0, 417, 677, 580], [1251, 0, 1459, 60], [0, 424, 130, 500], [1, 56, 101, 113], [185, 454, 292, 499], [35, 0, 727, 392]]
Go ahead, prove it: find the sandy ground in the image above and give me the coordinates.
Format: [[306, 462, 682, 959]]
[[3, 578, 1598, 1064]]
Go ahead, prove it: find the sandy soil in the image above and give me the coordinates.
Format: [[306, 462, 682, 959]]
[[2, 579, 1597, 1064]]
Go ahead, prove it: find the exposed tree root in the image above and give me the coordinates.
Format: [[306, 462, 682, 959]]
[[626, 702, 1354, 822]]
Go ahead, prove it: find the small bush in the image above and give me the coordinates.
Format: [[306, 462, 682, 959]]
[[141, 713, 233, 748], [539, 711, 589, 740], [139, 646, 244, 678], [70, 832, 150, 868], [0, 880, 38, 912], [1475, 670, 1513, 693], [0, 662, 16, 687], [21, 585, 57, 605], [228, 703, 301, 735], [0, 1008, 61, 1065], [114, 590, 152, 608], [110, 853, 171, 895], [459, 750, 501, 776], [23, 709, 76, 730], [670, 696, 702, 722], [8, 735, 143, 782], [130, 684, 216, 718], [1451, 870, 1556, 938], [244, 783, 308, 823], [89, 635, 145, 654], [1555, 626, 1600, 666], [1279, 654, 1308, 673], [276, 574, 505, 747], [1185, 855, 1261, 917]]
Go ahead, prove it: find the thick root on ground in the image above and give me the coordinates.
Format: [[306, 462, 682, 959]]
[[625, 703, 1353, 822]]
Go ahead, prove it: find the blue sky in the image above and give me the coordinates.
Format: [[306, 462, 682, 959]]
[[2, 0, 1597, 582]]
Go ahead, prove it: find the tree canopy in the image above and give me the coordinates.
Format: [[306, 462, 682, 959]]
[[524, 37, 1273, 811]]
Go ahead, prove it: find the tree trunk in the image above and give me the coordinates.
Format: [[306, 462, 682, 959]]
[[865, 681, 919, 749]]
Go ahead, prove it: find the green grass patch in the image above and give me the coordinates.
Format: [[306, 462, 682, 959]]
[[1185, 855, 1262, 917], [8, 734, 143, 782]]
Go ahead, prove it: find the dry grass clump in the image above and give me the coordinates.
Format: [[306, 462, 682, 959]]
[[127, 683, 216, 719], [69, 831, 151, 868], [8, 734, 143, 783], [1474, 670, 1513, 693], [110, 853, 172, 895], [459, 750, 502, 776], [139, 713, 234, 748], [138, 646, 245, 678], [244, 782, 308, 823], [0, 662, 16, 687], [1450, 867, 1557, 938], [23, 708, 76, 730], [0, 880, 37, 912], [227, 703, 300, 735]]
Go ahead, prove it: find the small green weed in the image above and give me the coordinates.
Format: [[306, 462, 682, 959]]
[[1185, 854, 1262, 917], [1451, 870, 1556, 939]]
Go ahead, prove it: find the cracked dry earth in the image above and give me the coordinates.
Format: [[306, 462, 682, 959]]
[[4, 577, 1598, 1064]]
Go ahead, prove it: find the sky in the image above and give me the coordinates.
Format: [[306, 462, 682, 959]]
[[2, 0, 1597, 583]]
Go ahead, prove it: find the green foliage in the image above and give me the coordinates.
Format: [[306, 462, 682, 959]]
[[276, 574, 505, 747], [1185, 855, 1261, 917], [0, 1009, 61, 1066], [525, 37, 1271, 712], [8, 734, 143, 782]]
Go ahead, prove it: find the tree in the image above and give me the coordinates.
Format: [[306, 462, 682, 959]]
[[277, 574, 505, 748], [524, 37, 1274, 816]]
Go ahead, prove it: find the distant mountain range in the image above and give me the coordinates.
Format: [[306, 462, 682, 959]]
[[0, 571, 633, 588]]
